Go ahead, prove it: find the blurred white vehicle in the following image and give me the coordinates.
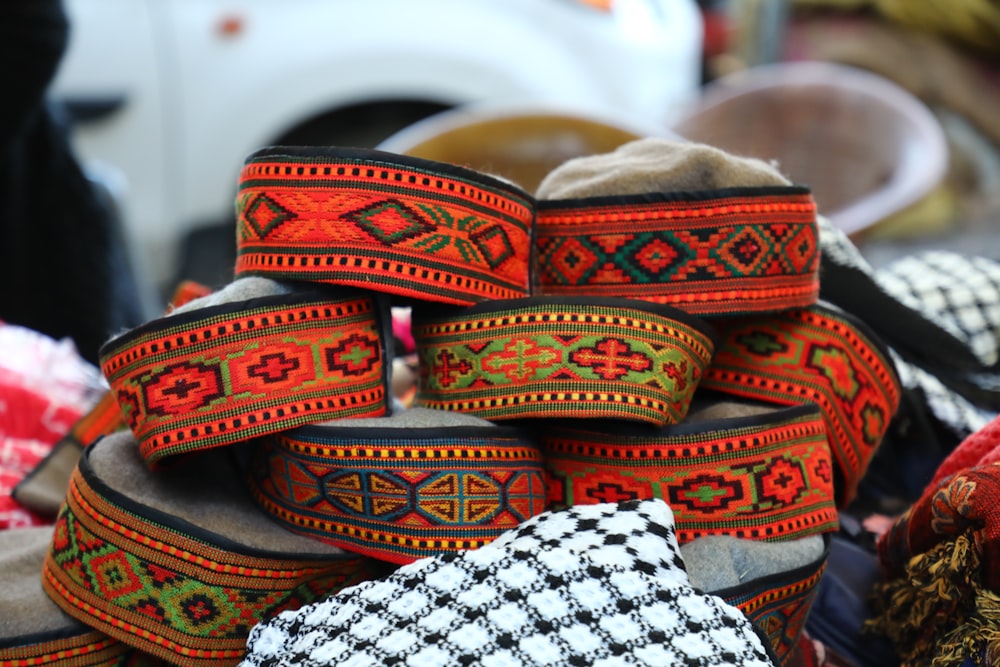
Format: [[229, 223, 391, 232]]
[[51, 0, 703, 292]]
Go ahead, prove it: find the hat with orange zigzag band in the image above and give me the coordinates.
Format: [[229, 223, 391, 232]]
[[100, 285, 390, 467], [234, 146, 534, 305], [542, 399, 839, 544], [412, 296, 717, 425], [248, 408, 547, 565], [0, 526, 165, 667], [699, 302, 901, 507], [41, 432, 378, 667]]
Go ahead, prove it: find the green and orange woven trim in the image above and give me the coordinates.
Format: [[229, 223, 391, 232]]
[[234, 146, 534, 305], [248, 409, 547, 565], [41, 433, 374, 667], [0, 631, 160, 667], [715, 535, 829, 666], [700, 303, 901, 507], [100, 289, 389, 467], [534, 187, 819, 317], [412, 297, 717, 424], [542, 402, 838, 543]]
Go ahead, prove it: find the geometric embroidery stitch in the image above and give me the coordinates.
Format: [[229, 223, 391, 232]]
[[535, 187, 819, 317], [248, 419, 547, 564], [234, 147, 533, 305], [543, 402, 838, 543], [413, 298, 716, 425], [701, 304, 901, 507], [100, 290, 388, 467]]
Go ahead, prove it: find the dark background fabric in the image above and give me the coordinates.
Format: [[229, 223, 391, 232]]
[[0, 0, 145, 364]]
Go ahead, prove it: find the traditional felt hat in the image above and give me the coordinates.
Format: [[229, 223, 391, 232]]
[[0, 526, 164, 666], [233, 146, 534, 306], [248, 407, 547, 565], [41, 431, 379, 667], [241, 499, 780, 667], [100, 278, 392, 467], [682, 532, 829, 667], [699, 301, 901, 508], [542, 396, 839, 544], [411, 296, 716, 424], [533, 138, 820, 317]]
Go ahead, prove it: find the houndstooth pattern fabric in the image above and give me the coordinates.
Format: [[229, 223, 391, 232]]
[[241, 500, 776, 667], [876, 251, 1000, 368]]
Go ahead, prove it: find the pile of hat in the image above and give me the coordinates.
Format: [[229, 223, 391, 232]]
[[0, 137, 907, 667]]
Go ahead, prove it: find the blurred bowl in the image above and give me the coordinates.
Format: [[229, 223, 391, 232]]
[[377, 102, 674, 193], [670, 61, 949, 235]]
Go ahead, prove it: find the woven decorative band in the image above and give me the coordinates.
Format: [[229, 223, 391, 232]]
[[234, 146, 534, 305], [412, 297, 716, 424], [543, 402, 838, 543], [100, 289, 389, 466], [248, 410, 547, 565], [715, 536, 829, 666], [534, 187, 819, 316], [0, 527, 163, 667], [700, 304, 901, 507], [1, 632, 157, 667], [41, 434, 374, 667]]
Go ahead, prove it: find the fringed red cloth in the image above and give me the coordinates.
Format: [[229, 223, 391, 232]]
[[869, 461, 1000, 666]]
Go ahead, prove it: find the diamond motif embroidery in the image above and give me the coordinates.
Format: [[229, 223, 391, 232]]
[[343, 199, 435, 245], [543, 237, 601, 285], [241, 193, 297, 237], [143, 361, 225, 416], [470, 224, 515, 269]]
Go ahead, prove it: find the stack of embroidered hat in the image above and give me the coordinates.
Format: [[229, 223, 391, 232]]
[[5, 138, 904, 667], [231, 139, 893, 665]]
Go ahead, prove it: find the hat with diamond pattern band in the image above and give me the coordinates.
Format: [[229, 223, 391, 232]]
[[233, 146, 534, 306], [412, 296, 717, 425], [241, 499, 780, 667], [100, 279, 392, 468], [41, 432, 380, 667], [248, 407, 547, 565], [533, 138, 820, 317], [0, 526, 164, 667], [699, 302, 901, 507], [542, 398, 839, 544]]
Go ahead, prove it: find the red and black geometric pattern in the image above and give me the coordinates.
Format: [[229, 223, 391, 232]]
[[700, 304, 901, 507], [412, 297, 716, 424], [542, 403, 838, 543], [99, 290, 388, 467], [534, 187, 819, 317], [41, 445, 373, 667], [234, 147, 533, 305], [715, 536, 829, 666], [248, 421, 547, 564]]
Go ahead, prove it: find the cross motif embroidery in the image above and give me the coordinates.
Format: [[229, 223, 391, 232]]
[[432, 349, 473, 387], [482, 338, 561, 382], [570, 338, 651, 380], [247, 352, 300, 383]]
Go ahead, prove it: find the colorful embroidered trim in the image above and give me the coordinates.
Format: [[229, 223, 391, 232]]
[[234, 146, 534, 305], [715, 536, 829, 667], [700, 304, 901, 507], [543, 403, 838, 543], [100, 290, 389, 467], [41, 444, 374, 667], [248, 420, 547, 565], [0, 629, 160, 667], [534, 187, 819, 316], [412, 297, 716, 424]]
